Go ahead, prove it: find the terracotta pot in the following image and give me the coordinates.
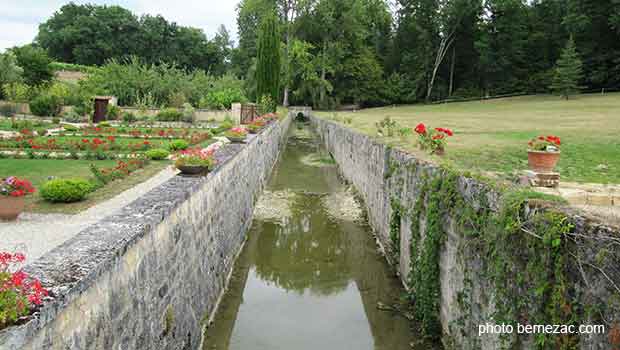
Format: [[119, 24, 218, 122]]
[[528, 150, 560, 173], [227, 136, 246, 143], [0, 196, 25, 221], [432, 147, 445, 156], [176, 165, 211, 175]]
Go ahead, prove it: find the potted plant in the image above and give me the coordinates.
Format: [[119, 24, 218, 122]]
[[224, 127, 249, 142], [414, 123, 453, 155], [0, 177, 35, 221], [528, 135, 561, 173], [174, 145, 219, 175], [0, 252, 48, 330], [247, 118, 266, 134]]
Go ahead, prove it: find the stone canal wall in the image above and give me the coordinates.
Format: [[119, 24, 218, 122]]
[[0, 117, 291, 350], [310, 114, 620, 350]]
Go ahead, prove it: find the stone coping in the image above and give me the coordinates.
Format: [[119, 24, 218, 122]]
[[0, 123, 274, 342]]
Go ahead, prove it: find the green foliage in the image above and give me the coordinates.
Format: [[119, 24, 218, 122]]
[[145, 148, 170, 160], [255, 13, 281, 105], [258, 94, 276, 115], [156, 108, 182, 122], [199, 88, 247, 110], [106, 105, 121, 120], [29, 93, 62, 117], [168, 139, 189, 152], [2, 82, 31, 103], [37, 3, 230, 72], [404, 168, 580, 347], [40, 178, 93, 203], [0, 51, 23, 99], [389, 198, 402, 263], [12, 45, 54, 86], [550, 37, 584, 100], [122, 111, 137, 123], [181, 103, 196, 123]]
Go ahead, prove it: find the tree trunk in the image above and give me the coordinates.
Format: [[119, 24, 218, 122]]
[[319, 41, 327, 108], [426, 34, 455, 102], [449, 46, 456, 97]]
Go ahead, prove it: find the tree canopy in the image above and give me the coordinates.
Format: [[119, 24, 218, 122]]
[[36, 3, 232, 74]]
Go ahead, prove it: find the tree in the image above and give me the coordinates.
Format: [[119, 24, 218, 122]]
[[13, 45, 54, 86], [256, 13, 281, 107], [0, 51, 23, 98], [550, 37, 583, 99]]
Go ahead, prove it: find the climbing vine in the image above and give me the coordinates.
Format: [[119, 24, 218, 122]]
[[403, 166, 584, 349], [389, 198, 402, 264]]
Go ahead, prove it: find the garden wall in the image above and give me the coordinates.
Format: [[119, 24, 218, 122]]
[[0, 116, 291, 349], [309, 114, 620, 350]]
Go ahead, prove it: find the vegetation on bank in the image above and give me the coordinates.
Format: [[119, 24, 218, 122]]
[[318, 93, 620, 184]]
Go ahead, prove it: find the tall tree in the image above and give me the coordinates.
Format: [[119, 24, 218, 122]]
[[256, 13, 282, 106], [0, 51, 23, 98], [550, 37, 583, 99], [12, 45, 54, 86]]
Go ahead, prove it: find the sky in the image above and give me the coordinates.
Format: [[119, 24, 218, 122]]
[[0, 0, 241, 51]]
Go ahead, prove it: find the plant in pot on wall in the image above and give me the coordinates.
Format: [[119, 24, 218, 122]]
[[414, 123, 453, 155], [0, 177, 35, 221], [0, 252, 49, 330], [224, 127, 249, 142], [174, 144, 219, 175], [528, 135, 561, 173], [247, 118, 266, 134]]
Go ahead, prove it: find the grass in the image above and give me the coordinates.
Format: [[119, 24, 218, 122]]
[[317, 93, 620, 184], [2, 158, 169, 214]]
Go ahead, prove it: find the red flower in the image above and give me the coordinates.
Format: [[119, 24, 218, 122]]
[[82, 139, 90, 143], [106, 136, 115, 142], [432, 134, 445, 140], [414, 123, 427, 135]]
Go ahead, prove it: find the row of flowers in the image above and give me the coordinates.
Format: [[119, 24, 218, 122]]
[[0, 134, 209, 153], [61, 126, 211, 140]]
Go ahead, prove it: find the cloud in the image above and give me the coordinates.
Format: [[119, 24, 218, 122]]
[[0, 0, 240, 51]]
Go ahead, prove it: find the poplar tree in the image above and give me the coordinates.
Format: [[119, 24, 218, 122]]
[[550, 37, 583, 100], [255, 13, 281, 109]]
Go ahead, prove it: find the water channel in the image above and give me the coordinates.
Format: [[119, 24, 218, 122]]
[[203, 124, 438, 350]]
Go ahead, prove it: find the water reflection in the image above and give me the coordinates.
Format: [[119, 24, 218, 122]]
[[203, 125, 437, 350]]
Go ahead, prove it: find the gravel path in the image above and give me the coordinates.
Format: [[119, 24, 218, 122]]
[[0, 166, 179, 263]]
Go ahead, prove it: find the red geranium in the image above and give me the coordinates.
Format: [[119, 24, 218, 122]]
[[414, 123, 427, 135], [1, 177, 35, 197], [0, 252, 49, 328]]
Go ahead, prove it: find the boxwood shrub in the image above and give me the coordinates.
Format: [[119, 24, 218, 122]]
[[168, 139, 189, 151], [40, 178, 94, 203], [145, 148, 170, 160]]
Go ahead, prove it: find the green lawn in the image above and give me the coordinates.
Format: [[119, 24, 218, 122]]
[[2, 158, 169, 214], [317, 93, 620, 184]]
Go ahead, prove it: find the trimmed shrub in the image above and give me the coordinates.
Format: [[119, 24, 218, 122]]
[[122, 111, 137, 123], [156, 108, 182, 122], [106, 105, 121, 120], [62, 124, 78, 132], [181, 103, 195, 123], [145, 148, 170, 160], [168, 139, 189, 151], [40, 178, 93, 203], [30, 93, 62, 117]]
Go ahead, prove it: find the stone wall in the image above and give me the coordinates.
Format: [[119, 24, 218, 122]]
[[0, 117, 291, 350], [310, 115, 620, 350]]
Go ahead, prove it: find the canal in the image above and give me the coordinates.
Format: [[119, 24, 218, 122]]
[[203, 124, 437, 350]]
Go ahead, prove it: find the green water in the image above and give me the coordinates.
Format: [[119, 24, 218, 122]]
[[203, 125, 437, 350]]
